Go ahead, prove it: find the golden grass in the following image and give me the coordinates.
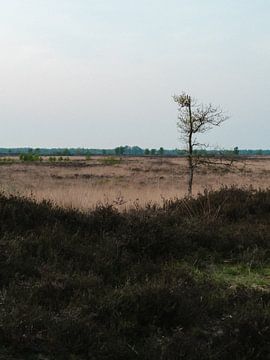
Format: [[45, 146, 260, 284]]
[[0, 156, 269, 210]]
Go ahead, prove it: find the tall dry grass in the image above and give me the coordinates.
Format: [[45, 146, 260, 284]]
[[0, 156, 269, 210]]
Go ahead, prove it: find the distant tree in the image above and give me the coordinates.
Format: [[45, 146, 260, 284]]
[[233, 146, 239, 155], [115, 146, 125, 156], [63, 149, 71, 156], [102, 149, 107, 155], [144, 148, 150, 156], [173, 92, 229, 195], [76, 148, 82, 156], [158, 147, 164, 156], [131, 146, 144, 155], [174, 148, 183, 156], [150, 149, 156, 156]]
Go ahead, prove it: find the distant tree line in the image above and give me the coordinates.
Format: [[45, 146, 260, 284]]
[[0, 147, 269, 157]]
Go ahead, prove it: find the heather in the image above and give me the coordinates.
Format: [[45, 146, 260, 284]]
[[0, 187, 269, 359]]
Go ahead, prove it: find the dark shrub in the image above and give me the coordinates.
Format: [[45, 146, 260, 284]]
[[0, 188, 269, 359]]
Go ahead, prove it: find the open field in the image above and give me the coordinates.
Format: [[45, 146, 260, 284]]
[[0, 158, 269, 359], [0, 156, 269, 210]]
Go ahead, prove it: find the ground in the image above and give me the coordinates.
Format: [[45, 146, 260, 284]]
[[0, 158, 269, 359], [0, 155, 269, 210], [0, 187, 269, 359]]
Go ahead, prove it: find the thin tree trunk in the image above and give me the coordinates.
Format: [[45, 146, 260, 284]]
[[188, 156, 194, 196], [187, 97, 193, 196]]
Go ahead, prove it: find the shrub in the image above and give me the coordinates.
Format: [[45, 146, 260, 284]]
[[19, 153, 42, 162], [99, 157, 122, 166], [0, 188, 269, 359]]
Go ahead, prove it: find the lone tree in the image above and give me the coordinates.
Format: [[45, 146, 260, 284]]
[[173, 93, 228, 195]]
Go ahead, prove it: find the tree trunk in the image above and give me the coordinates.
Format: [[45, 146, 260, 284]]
[[187, 157, 194, 196], [187, 97, 193, 196]]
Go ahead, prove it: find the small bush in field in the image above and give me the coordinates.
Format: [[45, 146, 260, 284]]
[[0, 157, 15, 163], [99, 156, 121, 165], [19, 153, 42, 162], [49, 156, 56, 162]]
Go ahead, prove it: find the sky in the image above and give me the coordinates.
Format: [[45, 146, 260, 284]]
[[0, 0, 269, 149]]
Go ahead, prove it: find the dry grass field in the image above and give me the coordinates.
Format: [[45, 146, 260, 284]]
[[0, 162, 270, 359], [0, 156, 269, 210]]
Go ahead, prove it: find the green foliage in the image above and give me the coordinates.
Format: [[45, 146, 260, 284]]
[[158, 147, 164, 156], [48, 156, 56, 162], [19, 153, 42, 162], [144, 148, 150, 155], [0, 157, 15, 163], [0, 188, 269, 359], [2, 147, 270, 157], [47, 156, 69, 163], [210, 264, 270, 287], [115, 146, 125, 155], [99, 156, 121, 165], [62, 148, 71, 156]]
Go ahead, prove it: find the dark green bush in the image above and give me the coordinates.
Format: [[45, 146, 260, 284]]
[[0, 188, 269, 359], [19, 153, 42, 162]]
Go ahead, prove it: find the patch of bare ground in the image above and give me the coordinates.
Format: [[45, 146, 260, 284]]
[[0, 156, 269, 210]]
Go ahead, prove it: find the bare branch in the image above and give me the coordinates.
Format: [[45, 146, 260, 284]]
[[173, 92, 230, 195]]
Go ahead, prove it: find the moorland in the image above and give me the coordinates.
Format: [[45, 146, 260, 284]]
[[0, 155, 269, 209], [0, 155, 269, 359]]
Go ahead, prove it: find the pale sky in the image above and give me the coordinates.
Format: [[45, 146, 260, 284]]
[[0, 0, 269, 149]]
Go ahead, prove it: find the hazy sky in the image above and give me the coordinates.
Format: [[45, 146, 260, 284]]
[[0, 0, 269, 149]]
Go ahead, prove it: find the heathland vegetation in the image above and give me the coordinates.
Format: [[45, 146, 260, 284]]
[[0, 187, 269, 359], [0, 93, 269, 358], [0, 156, 269, 209]]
